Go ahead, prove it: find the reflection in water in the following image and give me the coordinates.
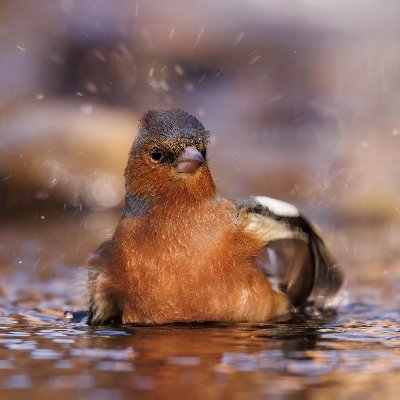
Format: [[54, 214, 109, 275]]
[[1, 307, 400, 399]]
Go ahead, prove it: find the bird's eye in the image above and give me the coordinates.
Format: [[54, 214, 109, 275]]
[[150, 147, 163, 162], [200, 149, 207, 159]]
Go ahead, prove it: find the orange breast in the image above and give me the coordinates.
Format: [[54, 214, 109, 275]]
[[107, 200, 289, 323]]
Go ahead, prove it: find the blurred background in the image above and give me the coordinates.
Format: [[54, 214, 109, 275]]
[[0, 0, 400, 307]]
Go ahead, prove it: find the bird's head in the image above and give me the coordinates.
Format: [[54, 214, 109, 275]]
[[124, 109, 216, 216]]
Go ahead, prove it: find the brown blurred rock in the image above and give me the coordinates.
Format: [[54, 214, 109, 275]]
[[0, 100, 138, 214]]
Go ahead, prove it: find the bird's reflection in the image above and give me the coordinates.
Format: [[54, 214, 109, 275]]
[[73, 313, 337, 396]]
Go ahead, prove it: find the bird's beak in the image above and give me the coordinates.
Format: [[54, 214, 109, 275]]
[[176, 146, 205, 175]]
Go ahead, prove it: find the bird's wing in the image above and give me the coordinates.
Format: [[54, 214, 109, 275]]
[[87, 239, 122, 325], [235, 196, 344, 310]]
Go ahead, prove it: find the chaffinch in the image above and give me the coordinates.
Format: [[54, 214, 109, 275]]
[[87, 109, 343, 325]]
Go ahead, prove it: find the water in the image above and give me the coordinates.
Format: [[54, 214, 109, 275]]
[[1, 307, 400, 399], [1, 215, 400, 399]]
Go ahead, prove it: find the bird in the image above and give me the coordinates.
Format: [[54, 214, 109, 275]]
[[87, 108, 343, 325]]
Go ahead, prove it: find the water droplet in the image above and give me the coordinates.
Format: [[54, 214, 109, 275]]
[[85, 81, 97, 93], [194, 27, 206, 47], [174, 64, 184, 76], [80, 103, 93, 115], [233, 32, 245, 45], [249, 54, 261, 65]]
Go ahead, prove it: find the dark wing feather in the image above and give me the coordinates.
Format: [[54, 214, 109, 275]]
[[236, 196, 344, 310], [87, 239, 122, 326]]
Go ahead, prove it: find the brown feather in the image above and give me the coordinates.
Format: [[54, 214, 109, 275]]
[[89, 195, 290, 324]]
